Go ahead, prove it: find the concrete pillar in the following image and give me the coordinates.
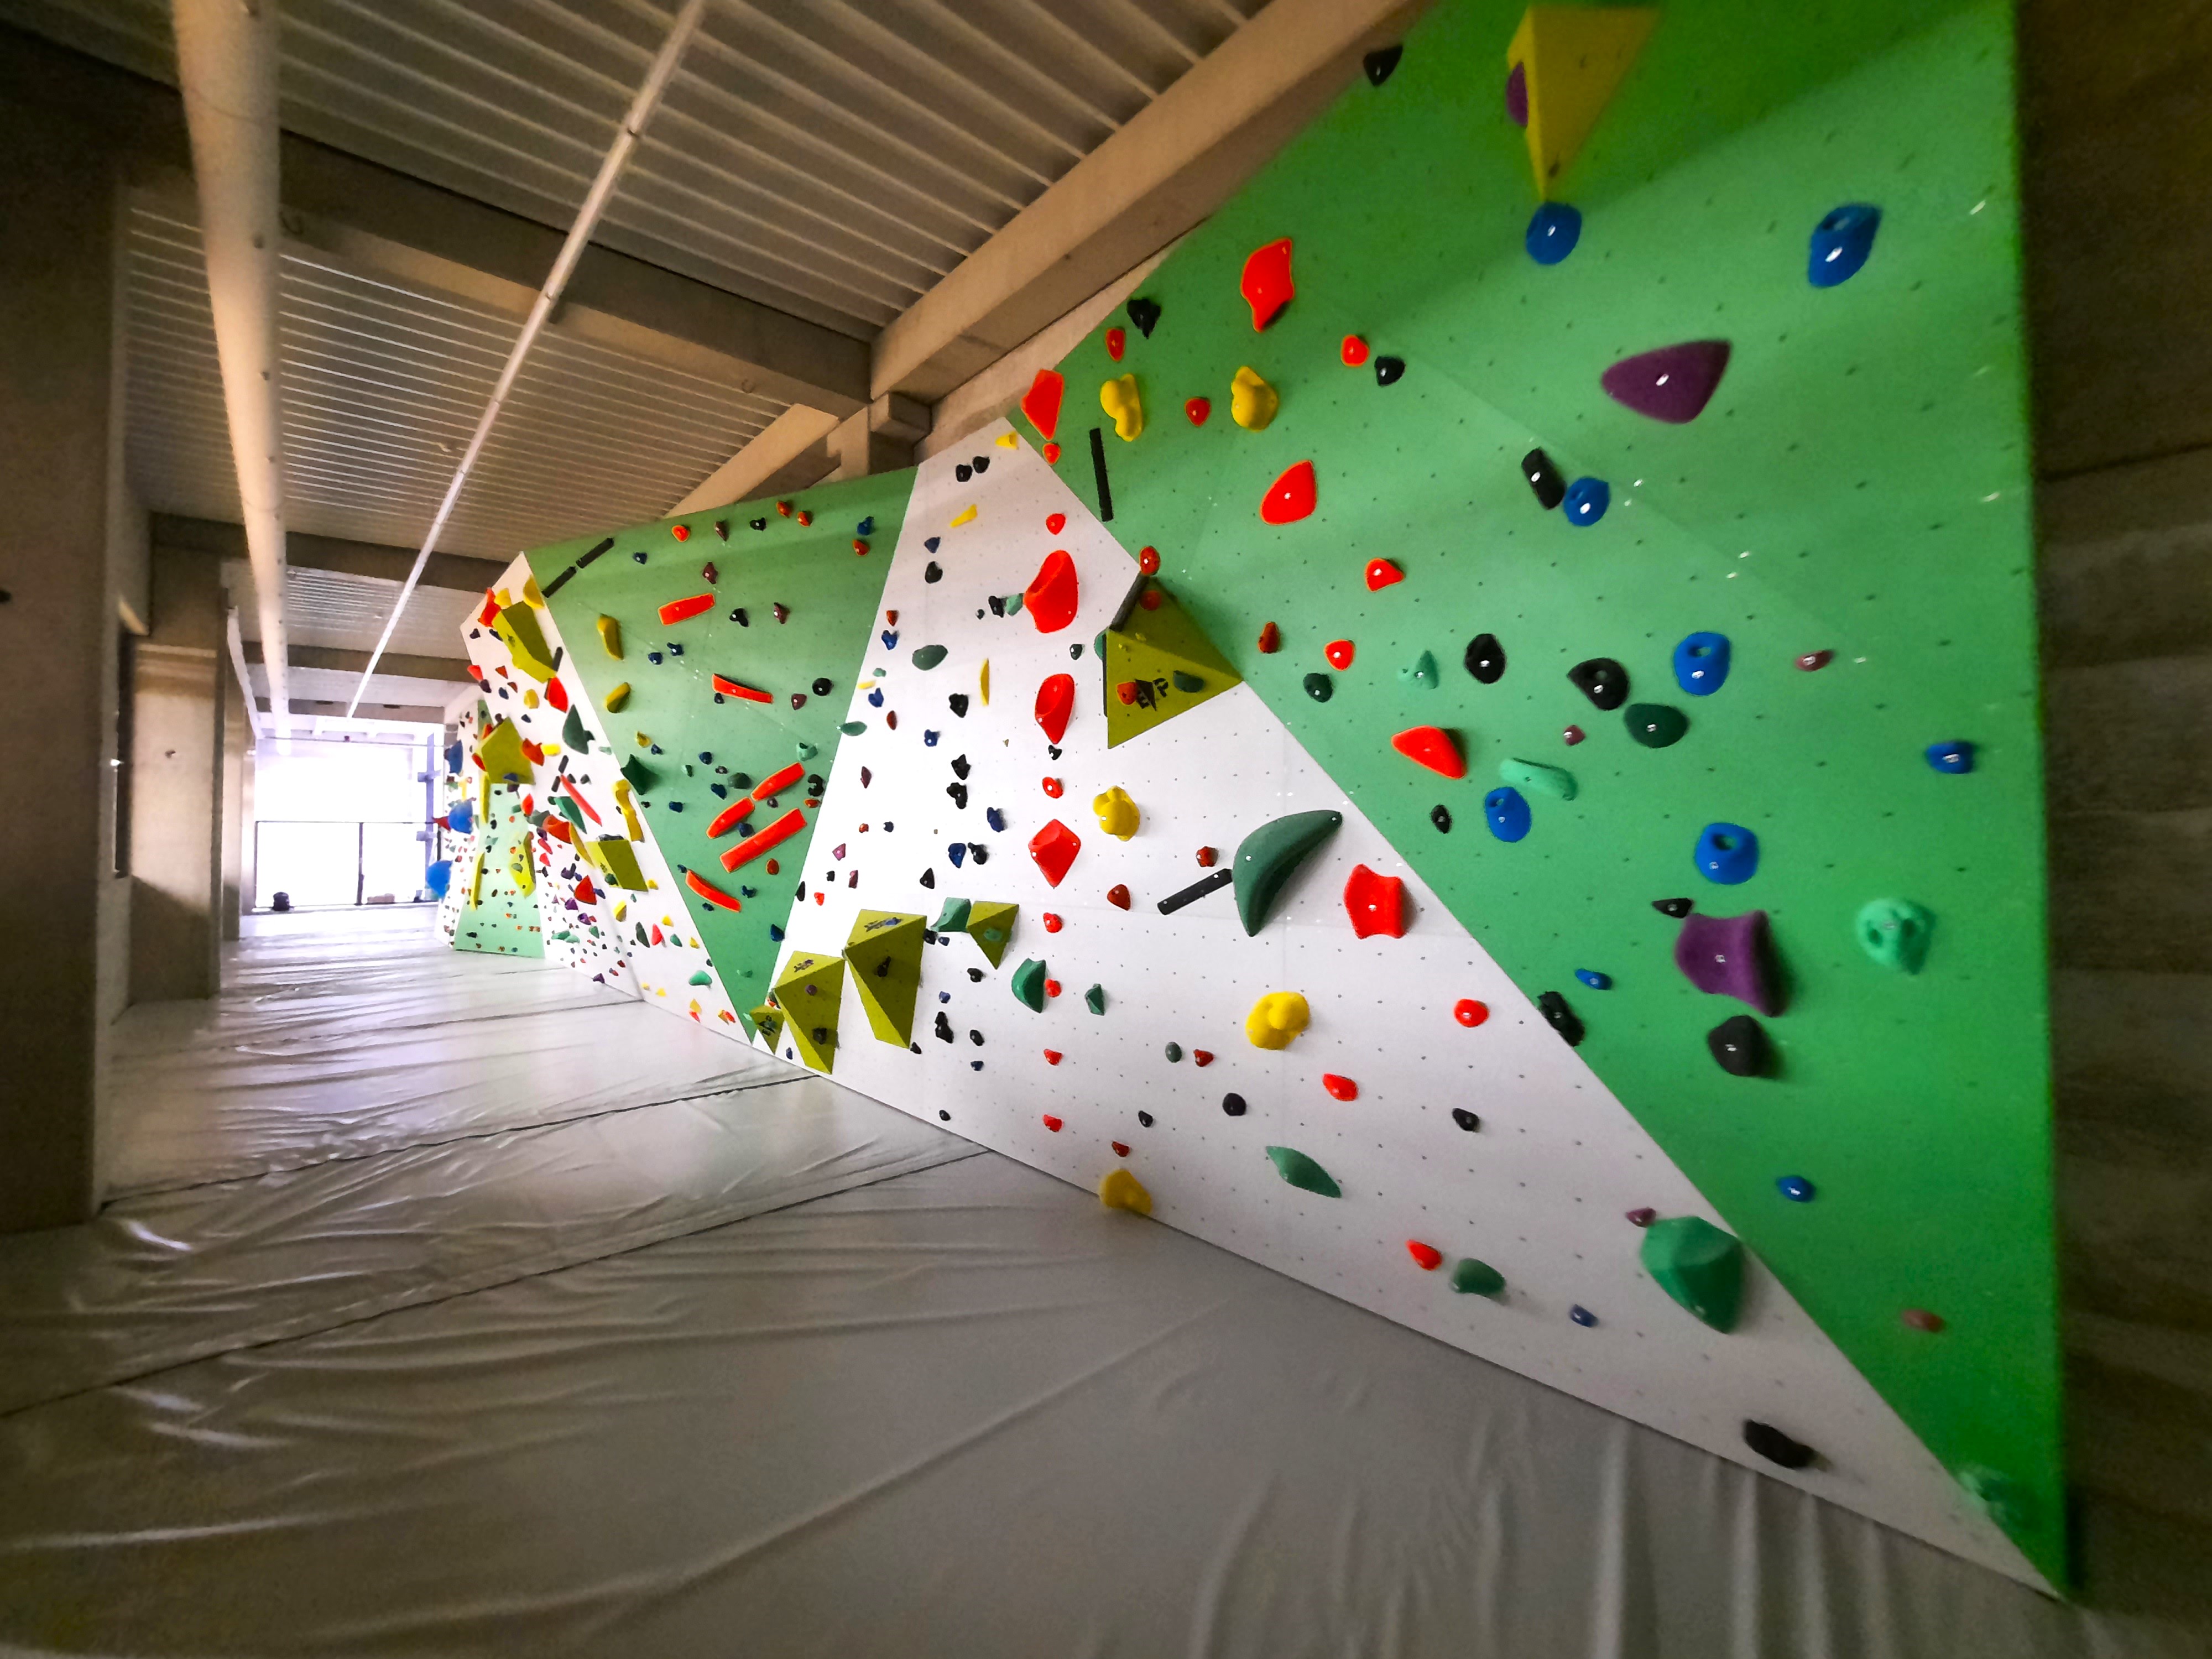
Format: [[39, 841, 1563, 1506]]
[[128, 545, 225, 1002], [221, 650, 252, 942], [829, 393, 930, 481]]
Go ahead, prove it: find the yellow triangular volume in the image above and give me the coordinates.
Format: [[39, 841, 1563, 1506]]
[[492, 603, 557, 682], [842, 910, 927, 1047], [476, 717, 534, 785], [965, 901, 1020, 968], [771, 950, 847, 1073], [1104, 583, 1243, 748], [1507, 6, 1658, 199], [749, 1004, 786, 1051]]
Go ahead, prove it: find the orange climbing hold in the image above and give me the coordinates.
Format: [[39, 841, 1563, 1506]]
[[713, 674, 773, 705], [1343, 863, 1410, 938], [1326, 639, 1355, 669], [1021, 368, 1066, 441], [1392, 726, 1466, 779], [1024, 549, 1080, 633], [1107, 884, 1131, 910], [1106, 326, 1125, 361], [1035, 672, 1076, 743], [1241, 237, 1295, 330], [684, 869, 743, 910], [1030, 818, 1082, 886], [671, 523, 691, 541], [1185, 397, 1211, 425], [1322, 1073, 1359, 1100], [719, 808, 806, 872], [1138, 546, 1161, 575], [1406, 1241, 1444, 1271], [1364, 559, 1404, 591], [1454, 998, 1491, 1027], [1260, 460, 1317, 524], [659, 592, 714, 625], [753, 762, 805, 800]]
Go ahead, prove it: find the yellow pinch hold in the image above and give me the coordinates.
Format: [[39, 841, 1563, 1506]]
[[604, 682, 631, 712], [1244, 990, 1310, 1050], [1100, 373, 1143, 441], [951, 504, 978, 527], [1092, 785, 1140, 840], [1230, 366, 1279, 431], [1098, 1168, 1153, 1215]]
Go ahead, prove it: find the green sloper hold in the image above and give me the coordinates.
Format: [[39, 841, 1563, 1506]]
[[1451, 1259, 1506, 1297], [1500, 758, 1577, 801], [1085, 983, 1105, 1014], [1639, 1215, 1745, 1332], [1233, 810, 1344, 935], [1264, 1145, 1340, 1198], [912, 644, 948, 670], [771, 951, 847, 1074], [1011, 957, 1048, 1011], [561, 705, 590, 753], [966, 900, 1019, 966], [620, 754, 656, 793], [932, 896, 973, 934], [843, 910, 927, 1046], [1624, 703, 1689, 748], [839, 721, 867, 735]]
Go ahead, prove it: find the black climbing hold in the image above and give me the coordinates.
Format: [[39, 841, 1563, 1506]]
[[956, 462, 973, 483], [1451, 1108, 1481, 1131], [1157, 867, 1235, 915], [729, 608, 748, 625], [1522, 447, 1567, 510], [632, 550, 648, 564], [1707, 1014, 1770, 1077], [1138, 1110, 1155, 1128], [1567, 657, 1630, 711], [911, 1043, 922, 1055], [1048, 745, 1062, 761], [806, 773, 825, 795], [969, 1029, 984, 1046], [1070, 644, 1083, 659], [1222, 1093, 1248, 1117], [749, 517, 767, 531], [1364, 43, 1402, 85], [1537, 990, 1584, 1046], [938, 1109, 950, 1120], [1743, 1420, 1817, 1470], [1374, 355, 1406, 387], [946, 782, 968, 809], [968, 844, 988, 865], [1653, 897, 1694, 919], [934, 1012, 954, 1042], [951, 754, 971, 780], [578, 537, 614, 567], [972, 455, 989, 474], [811, 677, 833, 696], [1127, 295, 1161, 337], [948, 693, 969, 717], [1430, 804, 1453, 833], [919, 868, 936, 889], [1303, 672, 1333, 703], [1464, 633, 1506, 684], [1089, 426, 1114, 521], [1624, 702, 1688, 747], [925, 562, 943, 583], [988, 595, 1006, 617], [967, 968, 984, 983]]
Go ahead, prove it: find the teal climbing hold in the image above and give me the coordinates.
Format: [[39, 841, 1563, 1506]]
[[619, 755, 656, 792], [1011, 957, 1048, 1011], [1857, 897, 1934, 973], [911, 644, 949, 670], [839, 721, 867, 735], [932, 896, 972, 933], [1638, 1215, 1745, 1332], [1399, 649, 1440, 690], [1499, 758, 1577, 801], [1264, 1145, 1342, 1198], [1085, 983, 1106, 1014], [1450, 1258, 1506, 1297], [1232, 809, 1344, 935], [796, 740, 818, 760], [687, 969, 712, 987]]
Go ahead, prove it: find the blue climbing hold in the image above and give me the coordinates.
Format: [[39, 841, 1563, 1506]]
[[925, 536, 941, 552], [424, 859, 452, 898], [868, 688, 884, 707], [880, 629, 898, 649], [1694, 823, 1759, 885], [1574, 969, 1613, 989], [1672, 631, 1731, 697], [1777, 1175, 1816, 1202], [1569, 1305, 1598, 1328], [1526, 202, 1582, 265], [1484, 786, 1531, 843], [986, 807, 1007, 832], [646, 651, 663, 665], [1926, 740, 1975, 774], [1562, 477, 1609, 525], [857, 516, 875, 535], [768, 924, 784, 942], [947, 843, 966, 868], [446, 799, 474, 836], [925, 731, 940, 747], [1809, 204, 1880, 288]]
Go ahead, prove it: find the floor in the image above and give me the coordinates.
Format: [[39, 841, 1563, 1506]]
[[0, 910, 2205, 1657]]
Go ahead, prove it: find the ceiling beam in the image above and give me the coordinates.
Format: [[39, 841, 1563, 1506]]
[[669, 406, 843, 515], [153, 514, 507, 594], [242, 639, 474, 683], [871, 0, 1433, 404]]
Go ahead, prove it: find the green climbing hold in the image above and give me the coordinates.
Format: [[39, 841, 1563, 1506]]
[[1638, 1215, 1744, 1332], [1085, 983, 1106, 1014], [796, 740, 818, 760], [1399, 649, 1440, 690], [1233, 809, 1343, 935], [1499, 758, 1577, 801], [1624, 703, 1689, 748], [932, 897, 973, 934], [1264, 1145, 1341, 1198], [1172, 669, 1206, 692], [1165, 1041, 1183, 1062], [561, 705, 590, 753], [1450, 1258, 1506, 1297], [688, 969, 712, 986], [1011, 957, 1048, 1011], [911, 644, 949, 671], [619, 755, 656, 793], [839, 720, 867, 735], [1003, 591, 1025, 615]]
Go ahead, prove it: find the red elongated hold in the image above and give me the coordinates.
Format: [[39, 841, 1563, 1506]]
[[1256, 621, 1280, 654], [719, 808, 807, 872], [1024, 549, 1080, 633], [1241, 236, 1295, 330], [1044, 1049, 1063, 1065], [671, 523, 691, 541], [1185, 397, 1211, 425], [1042, 776, 1063, 798], [1453, 998, 1490, 1027], [560, 776, 599, 823], [1105, 326, 1126, 361], [1392, 725, 1465, 779], [1600, 340, 1733, 425], [1322, 1072, 1359, 1100], [1342, 334, 1370, 366], [795, 510, 812, 526], [1365, 559, 1404, 591], [1046, 513, 1066, 534], [659, 592, 715, 625], [853, 539, 870, 556], [1113, 1142, 1131, 1157], [1044, 441, 1061, 463], [1406, 1240, 1444, 1271], [1042, 1115, 1063, 1132], [713, 674, 772, 704], [1030, 818, 1082, 886], [574, 876, 598, 905], [1107, 884, 1131, 910], [1042, 912, 1063, 932], [1138, 546, 1161, 576], [1192, 1050, 1214, 1067], [1797, 650, 1834, 671], [685, 869, 743, 910], [753, 762, 805, 801], [1035, 672, 1076, 743], [1260, 459, 1317, 524], [1326, 639, 1355, 670], [1343, 863, 1410, 938], [707, 800, 748, 838], [1196, 846, 1217, 867], [1021, 368, 1065, 440], [544, 676, 569, 712]]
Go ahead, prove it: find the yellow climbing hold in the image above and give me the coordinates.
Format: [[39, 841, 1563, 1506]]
[[1100, 373, 1144, 441], [1092, 785, 1141, 840], [613, 899, 628, 921], [604, 682, 630, 712], [979, 658, 990, 706], [584, 836, 645, 890], [522, 688, 539, 709], [1099, 1168, 1153, 1215], [1230, 366, 1279, 431], [466, 848, 487, 906], [522, 573, 545, 608], [951, 504, 978, 527], [1245, 991, 1311, 1050], [597, 615, 623, 659], [1507, 4, 1658, 200], [476, 718, 533, 784], [491, 603, 555, 682], [612, 777, 644, 840], [995, 430, 1019, 449]]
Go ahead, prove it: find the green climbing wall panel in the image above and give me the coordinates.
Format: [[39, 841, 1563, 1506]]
[[452, 779, 544, 958], [1042, 0, 2062, 1582]]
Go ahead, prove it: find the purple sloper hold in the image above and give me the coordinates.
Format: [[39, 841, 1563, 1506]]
[[1505, 60, 1529, 127], [1601, 340, 1733, 424], [1674, 910, 1783, 1016]]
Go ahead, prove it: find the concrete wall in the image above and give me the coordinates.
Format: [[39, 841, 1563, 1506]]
[[128, 546, 225, 1003]]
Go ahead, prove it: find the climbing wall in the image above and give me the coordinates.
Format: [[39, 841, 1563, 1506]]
[[1035, 0, 2062, 1588], [437, 662, 545, 961]]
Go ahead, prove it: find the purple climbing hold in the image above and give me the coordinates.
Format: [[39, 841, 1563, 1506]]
[[1673, 910, 1783, 1016], [1505, 60, 1528, 126], [1600, 340, 1732, 424]]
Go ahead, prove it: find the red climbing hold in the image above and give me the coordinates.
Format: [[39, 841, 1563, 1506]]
[[1343, 863, 1410, 938], [659, 592, 715, 625], [1625, 1207, 1657, 1227], [885, 609, 899, 625], [753, 762, 805, 800], [777, 500, 792, 518], [1260, 460, 1317, 524], [1342, 334, 1370, 367], [1030, 818, 1082, 886], [1185, 397, 1211, 425], [1562, 724, 1587, 746], [671, 523, 691, 541], [719, 808, 806, 872], [1043, 912, 1064, 932], [1797, 650, 1834, 671], [1021, 368, 1065, 441], [1107, 884, 1131, 910], [713, 674, 773, 704], [1042, 776, 1064, 798], [1406, 1241, 1444, 1271], [1044, 1050, 1063, 1066], [1046, 513, 1066, 535], [1196, 846, 1218, 867], [1138, 588, 1162, 612], [1240, 237, 1295, 330], [1365, 559, 1404, 591], [795, 509, 812, 526], [1042, 1115, 1063, 1133], [684, 869, 743, 910], [1453, 998, 1490, 1027], [1256, 621, 1280, 654], [1044, 442, 1061, 463], [1901, 1308, 1946, 1333], [1192, 1050, 1213, 1066], [1024, 549, 1080, 633], [1392, 726, 1466, 779], [1138, 546, 1161, 576], [1322, 1073, 1359, 1101], [544, 677, 568, 712], [1326, 639, 1355, 670], [1113, 1142, 1131, 1157], [1105, 326, 1126, 362], [573, 876, 598, 906], [853, 539, 870, 556], [1045, 979, 1063, 998], [1035, 672, 1076, 743]]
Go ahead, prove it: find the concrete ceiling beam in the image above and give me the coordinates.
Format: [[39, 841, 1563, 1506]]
[[154, 515, 507, 594]]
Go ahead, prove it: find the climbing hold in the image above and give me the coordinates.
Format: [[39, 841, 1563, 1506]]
[[1162, 1042, 1183, 1063], [1138, 546, 1161, 576], [1653, 897, 1693, 919], [1302, 672, 1332, 702], [1484, 786, 1531, 843], [1240, 237, 1293, 330], [1563, 656, 1630, 712], [1562, 477, 1610, 525], [932, 898, 973, 935], [1743, 1421, 1817, 1470], [1245, 991, 1311, 1050], [1451, 1109, 1481, 1133], [1926, 740, 1975, 775], [1707, 1014, 1770, 1077], [1506, 4, 1656, 196], [1537, 990, 1584, 1046], [1574, 969, 1612, 990], [1399, 651, 1440, 691], [1020, 368, 1065, 440], [1624, 703, 1688, 748], [1126, 295, 1160, 337], [1522, 448, 1567, 510], [1230, 366, 1279, 431], [1098, 1168, 1152, 1215], [1029, 819, 1082, 886], [1100, 373, 1143, 441], [1039, 912, 1063, 935], [1195, 847, 1217, 868], [603, 682, 630, 713], [1264, 1145, 1339, 1198], [1569, 1306, 1599, 1328], [1901, 1309, 1946, 1333], [1777, 1175, 1816, 1202], [1341, 334, 1369, 366], [1525, 201, 1582, 264], [1624, 1208, 1656, 1228], [1395, 1241, 1441, 1275], [1192, 1050, 1213, 1066], [1092, 786, 1140, 841], [1374, 356, 1405, 387], [1023, 549, 1080, 633], [596, 615, 623, 659], [1011, 957, 1048, 1012], [1499, 758, 1575, 800], [1253, 622, 1281, 658], [1430, 804, 1453, 833], [1796, 650, 1833, 672], [1324, 640, 1355, 672], [1042, 1048, 1062, 1065], [1084, 983, 1105, 1014], [1856, 897, 1934, 973], [1035, 672, 1075, 743], [1364, 43, 1402, 85], [1392, 726, 1464, 779], [1184, 396, 1211, 426], [1365, 559, 1404, 591], [911, 644, 948, 672], [1104, 326, 1125, 362], [1106, 884, 1131, 911], [1506, 57, 1527, 124], [1223, 1093, 1247, 1117], [1809, 203, 1880, 288], [1042, 1116, 1063, 1133], [1042, 777, 1063, 798], [1674, 910, 1782, 1015], [1451, 1259, 1506, 1297], [1233, 809, 1342, 935], [1343, 864, 1409, 939], [1260, 460, 1317, 524], [1322, 1073, 1358, 1101], [1640, 1216, 1745, 1332], [1602, 341, 1732, 425], [925, 562, 943, 583], [1693, 823, 1759, 886], [1464, 633, 1506, 684], [1454, 999, 1489, 1027]]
